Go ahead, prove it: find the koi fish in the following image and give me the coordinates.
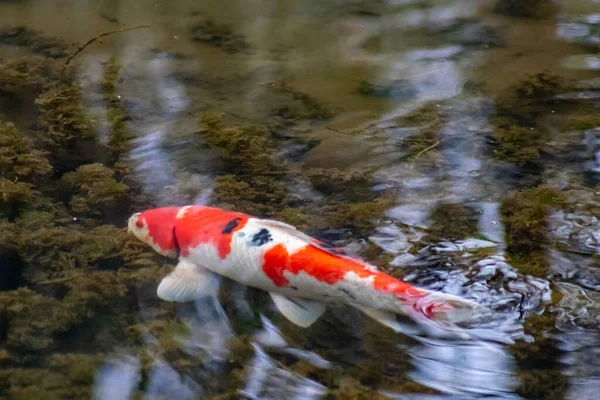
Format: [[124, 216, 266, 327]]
[[127, 205, 480, 330]]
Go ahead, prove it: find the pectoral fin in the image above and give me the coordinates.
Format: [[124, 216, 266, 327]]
[[269, 293, 327, 328], [157, 259, 220, 302]]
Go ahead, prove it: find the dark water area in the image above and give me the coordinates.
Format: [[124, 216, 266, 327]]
[[0, 0, 599, 399]]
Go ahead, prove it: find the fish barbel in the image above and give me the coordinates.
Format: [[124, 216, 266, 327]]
[[128, 205, 480, 330]]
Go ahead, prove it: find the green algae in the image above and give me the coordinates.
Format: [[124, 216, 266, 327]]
[[561, 114, 600, 131], [0, 121, 52, 216], [493, 0, 558, 19], [500, 185, 566, 254], [200, 112, 393, 236], [60, 163, 129, 219], [268, 81, 335, 122], [500, 185, 566, 277], [34, 83, 98, 173], [0, 56, 72, 99], [0, 121, 52, 182], [496, 72, 568, 122], [490, 118, 542, 166], [425, 202, 478, 242], [489, 73, 570, 166], [357, 79, 416, 101], [189, 16, 251, 54], [0, 26, 69, 58], [509, 312, 568, 400], [0, 353, 107, 399], [393, 104, 444, 163], [98, 57, 134, 166], [304, 168, 374, 201], [324, 198, 393, 231]]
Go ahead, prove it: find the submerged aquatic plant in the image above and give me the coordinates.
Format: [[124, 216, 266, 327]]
[[509, 312, 568, 400], [0, 121, 52, 214], [189, 16, 251, 54], [34, 83, 98, 173], [0, 56, 71, 99], [60, 163, 129, 219], [500, 185, 566, 276], [493, 0, 558, 19], [0, 26, 69, 58], [496, 72, 568, 122]]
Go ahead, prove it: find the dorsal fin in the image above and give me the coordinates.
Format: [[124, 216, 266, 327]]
[[260, 219, 347, 253]]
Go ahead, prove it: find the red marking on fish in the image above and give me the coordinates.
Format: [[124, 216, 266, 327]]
[[175, 206, 249, 259], [262, 243, 290, 287], [137, 207, 181, 253], [263, 243, 427, 300]]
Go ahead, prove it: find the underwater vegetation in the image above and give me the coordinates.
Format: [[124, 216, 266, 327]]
[[0, 9, 598, 399], [0, 26, 69, 58], [489, 72, 570, 167], [493, 0, 558, 19], [509, 312, 568, 400], [500, 185, 566, 277], [268, 81, 335, 123], [0, 30, 402, 396], [0, 48, 176, 398], [0, 56, 72, 100], [357, 79, 416, 101], [189, 16, 251, 54]]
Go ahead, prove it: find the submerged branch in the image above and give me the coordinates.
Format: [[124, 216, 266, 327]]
[[61, 25, 150, 74], [410, 140, 440, 163]]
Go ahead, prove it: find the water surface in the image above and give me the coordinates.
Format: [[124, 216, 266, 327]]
[[0, 0, 599, 399]]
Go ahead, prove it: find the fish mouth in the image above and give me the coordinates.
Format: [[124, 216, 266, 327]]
[[127, 212, 142, 235]]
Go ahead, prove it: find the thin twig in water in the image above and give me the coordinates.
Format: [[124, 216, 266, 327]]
[[410, 140, 440, 163], [38, 275, 78, 285], [325, 126, 356, 136], [61, 25, 151, 74], [198, 99, 249, 121]]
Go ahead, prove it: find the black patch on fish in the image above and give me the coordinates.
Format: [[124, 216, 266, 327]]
[[290, 286, 298, 290], [222, 218, 242, 234], [251, 228, 272, 246]]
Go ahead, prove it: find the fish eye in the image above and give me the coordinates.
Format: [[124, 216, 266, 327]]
[[135, 219, 144, 228]]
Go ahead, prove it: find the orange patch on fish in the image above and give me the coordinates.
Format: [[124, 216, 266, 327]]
[[262, 243, 427, 300], [175, 206, 249, 259], [138, 207, 181, 253]]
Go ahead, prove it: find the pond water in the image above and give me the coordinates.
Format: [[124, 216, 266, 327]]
[[0, 0, 599, 399]]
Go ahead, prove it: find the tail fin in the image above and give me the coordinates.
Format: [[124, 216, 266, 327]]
[[409, 289, 481, 325], [353, 288, 487, 335]]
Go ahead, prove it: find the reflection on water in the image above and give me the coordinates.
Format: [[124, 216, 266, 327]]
[[0, 0, 600, 399]]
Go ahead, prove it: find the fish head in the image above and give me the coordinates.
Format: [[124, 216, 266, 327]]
[[128, 207, 182, 258]]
